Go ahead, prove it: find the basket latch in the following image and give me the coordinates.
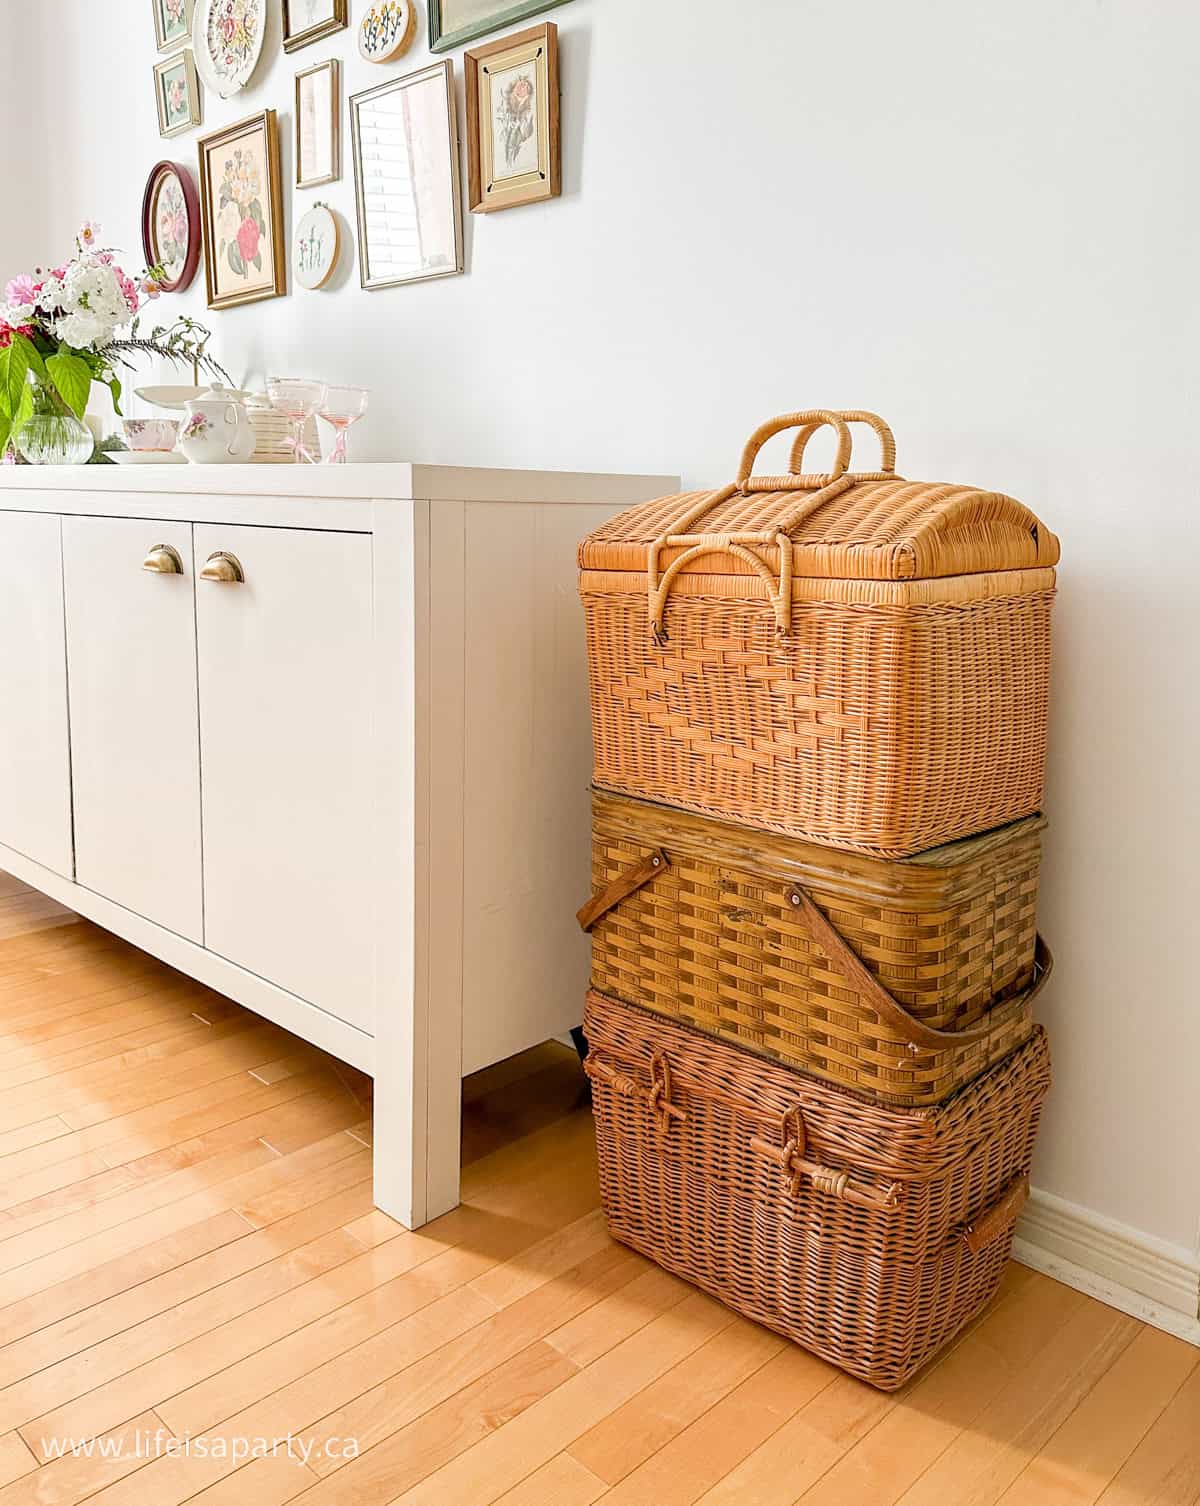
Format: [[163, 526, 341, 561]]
[[750, 1106, 902, 1212], [585, 1049, 686, 1143]]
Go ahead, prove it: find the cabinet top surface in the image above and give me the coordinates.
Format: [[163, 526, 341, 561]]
[[0, 462, 679, 506]]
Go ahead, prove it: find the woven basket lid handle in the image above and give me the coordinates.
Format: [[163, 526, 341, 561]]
[[736, 411, 853, 493], [788, 410, 897, 479]]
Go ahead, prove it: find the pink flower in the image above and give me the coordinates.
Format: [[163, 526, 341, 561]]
[[4, 274, 36, 306], [78, 220, 100, 247], [142, 278, 163, 299], [220, 14, 235, 38], [97, 251, 115, 266], [236, 216, 261, 264]]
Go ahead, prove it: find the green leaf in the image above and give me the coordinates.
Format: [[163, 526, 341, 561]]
[[108, 376, 123, 417], [0, 337, 31, 418], [46, 351, 93, 418], [228, 241, 245, 277]]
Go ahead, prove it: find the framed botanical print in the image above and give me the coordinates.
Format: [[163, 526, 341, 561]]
[[282, 0, 347, 53], [141, 160, 202, 293], [295, 57, 340, 187], [154, 50, 203, 139], [153, 0, 193, 51], [465, 23, 559, 213], [197, 110, 287, 309], [350, 61, 464, 291], [429, 0, 572, 53]]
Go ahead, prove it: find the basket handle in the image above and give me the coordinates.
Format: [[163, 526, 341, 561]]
[[751, 1106, 902, 1213], [736, 410, 854, 493], [577, 848, 669, 932], [786, 881, 1053, 1052], [787, 410, 897, 479], [585, 1049, 686, 1141], [955, 1175, 1030, 1254]]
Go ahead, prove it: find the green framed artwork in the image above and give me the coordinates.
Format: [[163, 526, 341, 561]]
[[428, 0, 573, 53]]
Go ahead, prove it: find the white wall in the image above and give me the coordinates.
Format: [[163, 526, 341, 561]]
[[14, 1, 1199, 1268]]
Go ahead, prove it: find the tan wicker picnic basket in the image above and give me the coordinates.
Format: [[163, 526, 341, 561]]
[[580, 410, 1059, 857], [578, 788, 1050, 1106], [584, 988, 1052, 1390]]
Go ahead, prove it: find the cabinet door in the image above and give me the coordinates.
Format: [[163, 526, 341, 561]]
[[0, 510, 73, 877], [195, 524, 375, 1033], [62, 518, 202, 941]]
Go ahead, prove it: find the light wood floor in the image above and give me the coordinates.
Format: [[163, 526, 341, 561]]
[[0, 880, 1196, 1506]]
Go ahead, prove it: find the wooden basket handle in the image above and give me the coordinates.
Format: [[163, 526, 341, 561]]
[[736, 410, 854, 493], [786, 880, 1053, 1052], [577, 849, 669, 932], [787, 410, 897, 479], [954, 1175, 1030, 1254]]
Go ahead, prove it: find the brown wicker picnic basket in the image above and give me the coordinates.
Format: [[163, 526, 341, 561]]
[[584, 988, 1052, 1390], [580, 410, 1059, 858], [578, 789, 1050, 1106]]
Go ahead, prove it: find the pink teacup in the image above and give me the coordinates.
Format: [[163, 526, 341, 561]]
[[121, 418, 181, 452]]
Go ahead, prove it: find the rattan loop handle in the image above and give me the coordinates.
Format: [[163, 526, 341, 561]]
[[736, 411, 852, 491], [786, 883, 1053, 1052], [585, 1051, 686, 1139], [788, 410, 897, 478], [650, 538, 791, 642]]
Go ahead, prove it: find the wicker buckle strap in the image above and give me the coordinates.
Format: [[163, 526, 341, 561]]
[[953, 1175, 1030, 1255], [750, 1107, 902, 1213], [586, 1050, 686, 1142]]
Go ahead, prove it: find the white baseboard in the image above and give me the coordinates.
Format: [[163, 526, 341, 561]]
[[1014, 1187, 1200, 1346]]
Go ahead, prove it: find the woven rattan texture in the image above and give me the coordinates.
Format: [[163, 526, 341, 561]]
[[583, 582, 1055, 857], [585, 991, 1052, 1390], [587, 792, 1042, 1104]]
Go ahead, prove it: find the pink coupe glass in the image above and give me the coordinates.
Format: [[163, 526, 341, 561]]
[[318, 386, 369, 464], [266, 377, 327, 464]]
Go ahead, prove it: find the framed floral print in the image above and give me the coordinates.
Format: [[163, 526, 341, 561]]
[[350, 61, 464, 291], [154, 50, 203, 139], [429, 0, 572, 53], [141, 161, 202, 293], [282, 0, 347, 53], [295, 57, 340, 187], [197, 110, 287, 309], [153, 0, 194, 52], [465, 23, 559, 213]]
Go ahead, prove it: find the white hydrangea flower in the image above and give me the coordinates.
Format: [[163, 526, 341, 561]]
[[40, 258, 135, 351]]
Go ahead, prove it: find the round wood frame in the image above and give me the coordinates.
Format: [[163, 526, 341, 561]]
[[357, 0, 416, 62], [141, 160, 202, 294], [293, 204, 341, 291]]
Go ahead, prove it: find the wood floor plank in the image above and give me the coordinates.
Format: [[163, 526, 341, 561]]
[[0, 1409, 163, 1506], [1093, 1362, 1200, 1505], [492, 1452, 608, 1506], [0, 1431, 35, 1491]]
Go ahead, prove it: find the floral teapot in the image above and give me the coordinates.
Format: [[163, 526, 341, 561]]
[[179, 389, 255, 464]]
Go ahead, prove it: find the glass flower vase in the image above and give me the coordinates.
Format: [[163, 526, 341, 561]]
[[12, 370, 94, 465]]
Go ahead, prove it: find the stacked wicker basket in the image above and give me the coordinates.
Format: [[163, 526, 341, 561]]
[[576, 410, 1059, 1389]]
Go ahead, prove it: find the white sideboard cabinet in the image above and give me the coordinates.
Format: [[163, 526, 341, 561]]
[[0, 463, 676, 1228]]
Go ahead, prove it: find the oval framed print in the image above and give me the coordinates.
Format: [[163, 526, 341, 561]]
[[141, 160, 202, 293], [192, 0, 267, 98], [293, 203, 340, 289], [358, 0, 416, 63]]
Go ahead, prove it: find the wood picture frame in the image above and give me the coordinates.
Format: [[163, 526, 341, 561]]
[[282, 0, 347, 52], [154, 49, 203, 139], [152, 0, 194, 51], [295, 57, 340, 187], [465, 23, 559, 213], [429, 0, 572, 53], [197, 109, 287, 310], [350, 61, 465, 291], [141, 160, 203, 293]]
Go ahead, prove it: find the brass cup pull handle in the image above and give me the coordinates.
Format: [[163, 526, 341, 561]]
[[199, 551, 244, 584], [142, 544, 184, 575]]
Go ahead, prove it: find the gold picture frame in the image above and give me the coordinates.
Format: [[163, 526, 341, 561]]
[[350, 61, 465, 291], [295, 57, 340, 188], [197, 109, 287, 310], [465, 23, 560, 213], [152, 0, 194, 52], [154, 49, 203, 139], [282, 0, 347, 52]]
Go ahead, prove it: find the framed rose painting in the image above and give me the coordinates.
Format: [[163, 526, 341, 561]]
[[153, 0, 194, 51], [465, 23, 560, 213], [142, 160, 202, 294], [154, 50, 203, 138], [197, 110, 287, 309]]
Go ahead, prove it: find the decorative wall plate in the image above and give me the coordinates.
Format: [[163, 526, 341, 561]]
[[141, 161, 202, 293], [293, 204, 340, 290], [192, 0, 267, 98], [358, 0, 416, 62]]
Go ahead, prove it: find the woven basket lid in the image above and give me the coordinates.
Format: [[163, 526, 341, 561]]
[[580, 410, 1060, 583]]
